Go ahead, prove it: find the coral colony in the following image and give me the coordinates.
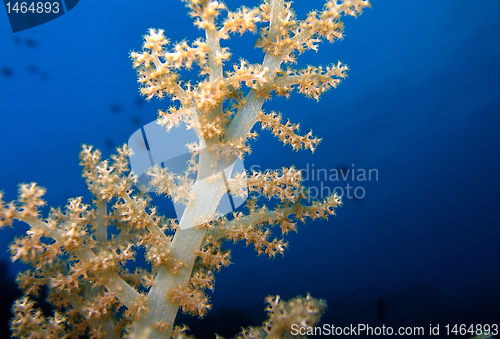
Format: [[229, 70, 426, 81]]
[[0, 0, 369, 338]]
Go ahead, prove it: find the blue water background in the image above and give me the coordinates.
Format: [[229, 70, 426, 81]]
[[1, 1, 499, 337]]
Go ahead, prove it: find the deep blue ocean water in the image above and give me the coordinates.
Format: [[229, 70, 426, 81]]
[[0, 1, 499, 338]]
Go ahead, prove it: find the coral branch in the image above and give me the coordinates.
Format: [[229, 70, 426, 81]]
[[1, 0, 369, 337]]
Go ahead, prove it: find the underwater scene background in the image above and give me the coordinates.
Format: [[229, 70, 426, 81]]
[[0, 0, 499, 338]]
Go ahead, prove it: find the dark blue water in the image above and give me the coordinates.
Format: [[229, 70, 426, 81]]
[[1, 1, 499, 338]]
